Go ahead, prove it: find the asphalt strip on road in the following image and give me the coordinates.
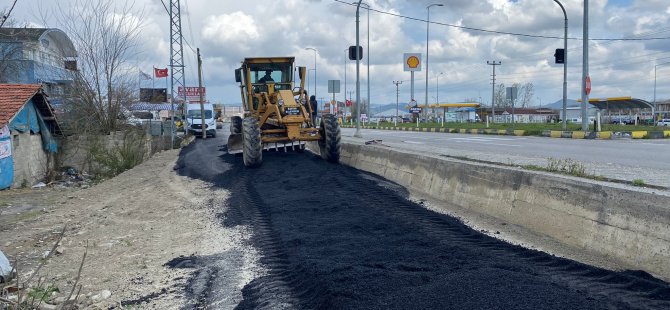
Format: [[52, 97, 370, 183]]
[[174, 137, 670, 310]]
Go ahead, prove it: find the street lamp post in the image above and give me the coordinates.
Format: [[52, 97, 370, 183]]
[[354, 0, 363, 137], [305, 47, 317, 100], [354, 2, 371, 117], [654, 62, 670, 125], [425, 3, 444, 121], [436, 72, 444, 104], [393, 80, 402, 127], [344, 48, 348, 121], [553, 0, 568, 130]]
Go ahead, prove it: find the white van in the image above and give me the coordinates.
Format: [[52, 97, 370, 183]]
[[185, 103, 217, 137], [658, 119, 670, 127]]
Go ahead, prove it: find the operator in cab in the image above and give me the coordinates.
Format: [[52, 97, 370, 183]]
[[259, 70, 274, 83]]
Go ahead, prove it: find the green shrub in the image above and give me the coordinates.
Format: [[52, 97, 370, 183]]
[[632, 179, 646, 186]]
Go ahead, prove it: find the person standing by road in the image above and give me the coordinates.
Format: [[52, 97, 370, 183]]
[[310, 95, 318, 125]]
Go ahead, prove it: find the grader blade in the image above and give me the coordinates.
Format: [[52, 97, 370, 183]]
[[227, 133, 243, 154]]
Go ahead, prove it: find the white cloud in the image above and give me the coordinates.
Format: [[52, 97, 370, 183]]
[[8, 0, 670, 106]]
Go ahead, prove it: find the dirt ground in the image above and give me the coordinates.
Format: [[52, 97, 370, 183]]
[[0, 148, 261, 309]]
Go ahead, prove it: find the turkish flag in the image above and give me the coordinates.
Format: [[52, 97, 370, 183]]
[[346, 100, 352, 107], [154, 67, 168, 78]]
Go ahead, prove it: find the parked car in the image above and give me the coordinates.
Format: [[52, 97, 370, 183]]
[[658, 119, 670, 127]]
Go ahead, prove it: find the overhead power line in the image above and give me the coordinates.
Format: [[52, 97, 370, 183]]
[[332, 0, 670, 41], [0, 0, 19, 28]]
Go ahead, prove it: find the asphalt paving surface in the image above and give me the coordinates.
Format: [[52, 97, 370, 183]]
[[175, 134, 670, 309]]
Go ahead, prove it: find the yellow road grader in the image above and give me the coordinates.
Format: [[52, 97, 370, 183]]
[[227, 57, 341, 167]]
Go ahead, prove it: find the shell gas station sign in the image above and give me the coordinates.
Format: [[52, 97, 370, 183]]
[[403, 53, 422, 72]]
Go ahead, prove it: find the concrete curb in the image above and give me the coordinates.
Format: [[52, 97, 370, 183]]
[[327, 141, 670, 281], [342, 125, 670, 140]]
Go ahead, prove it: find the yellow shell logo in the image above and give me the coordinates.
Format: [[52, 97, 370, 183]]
[[407, 56, 420, 68]]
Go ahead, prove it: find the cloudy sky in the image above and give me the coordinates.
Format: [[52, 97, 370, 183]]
[[7, 0, 670, 107]]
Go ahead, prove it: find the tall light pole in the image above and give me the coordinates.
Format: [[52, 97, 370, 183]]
[[436, 72, 444, 104], [354, 0, 363, 137], [654, 61, 670, 125], [393, 80, 402, 127], [580, 0, 589, 131], [344, 48, 348, 120], [553, 0, 568, 130], [305, 47, 317, 100], [425, 3, 444, 120], [354, 2, 371, 117]]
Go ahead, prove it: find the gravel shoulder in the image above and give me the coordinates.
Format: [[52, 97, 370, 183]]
[[0, 144, 260, 309]]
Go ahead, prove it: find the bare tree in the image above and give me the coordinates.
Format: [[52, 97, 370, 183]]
[[50, 0, 145, 132], [517, 82, 535, 108], [494, 83, 506, 108], [0, 9, 26, 83]]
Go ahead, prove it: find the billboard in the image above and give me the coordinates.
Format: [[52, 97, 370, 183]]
[[178, 86, 206, 103], [139, 88, 167, 103]]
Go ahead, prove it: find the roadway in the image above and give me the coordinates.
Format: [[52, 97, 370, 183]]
[[172, 134, 670, 309], [342, 128, 670, 188]]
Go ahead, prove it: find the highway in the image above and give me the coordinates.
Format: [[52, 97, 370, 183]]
[[342, 128, 670, 187]]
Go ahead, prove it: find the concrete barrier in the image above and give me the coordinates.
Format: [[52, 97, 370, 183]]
[[324, 141, 670, 281]]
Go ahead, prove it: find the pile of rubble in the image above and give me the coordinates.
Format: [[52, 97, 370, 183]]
[[32, 167, 94, 190]]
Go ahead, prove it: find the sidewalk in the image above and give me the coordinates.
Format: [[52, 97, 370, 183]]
[[342, 125, 670, 140]]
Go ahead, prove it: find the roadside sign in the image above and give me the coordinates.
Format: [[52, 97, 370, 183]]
[[585, 76, 592, 95], [403, 53, 422, 72], [506, 87, 518, 101], [409, 106, 422, 114], [361, 113, 368, 120], [178, 86, 206, 103], [328, 80, 340, 93]]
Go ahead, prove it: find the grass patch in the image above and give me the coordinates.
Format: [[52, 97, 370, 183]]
[[632, 179, 646, 187], [546, 157, 587, 177]]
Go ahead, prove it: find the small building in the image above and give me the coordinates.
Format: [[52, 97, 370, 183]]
[[656, 99, 670, 118], [0, 28, 78, 106], [0, 84, 61, 189], [482, 107, 559, 123]]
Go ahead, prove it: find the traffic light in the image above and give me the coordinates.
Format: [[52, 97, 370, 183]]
[[554, 48, 565, 64], [349, 46, 363, 60]]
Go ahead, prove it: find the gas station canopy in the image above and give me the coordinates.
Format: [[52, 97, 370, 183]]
[[579, 97, 653, 110]]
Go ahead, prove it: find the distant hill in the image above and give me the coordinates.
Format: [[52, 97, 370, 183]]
[[545, 99, 580, 109], [370, 103, 397, 114]]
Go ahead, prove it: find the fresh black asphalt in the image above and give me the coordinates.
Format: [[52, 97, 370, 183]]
[[173, 136, 670, 309]]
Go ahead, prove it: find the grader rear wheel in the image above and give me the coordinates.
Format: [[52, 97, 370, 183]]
[[319, 114, 341, 163], [242, 117, 262, 167]]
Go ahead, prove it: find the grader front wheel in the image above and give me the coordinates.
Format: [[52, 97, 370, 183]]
[[242, 117, 262, 167], [319, 114, 341, 163]]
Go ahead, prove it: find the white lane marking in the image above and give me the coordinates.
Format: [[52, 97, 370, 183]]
[[452, 140, 523, 147], [636, 142, 670, 146], [402, 141, 424, 144], [450, 137, 526, 141]]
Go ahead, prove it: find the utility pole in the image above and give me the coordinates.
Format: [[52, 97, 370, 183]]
[[487, 61, 501, 123], [197, 48, 205, 139], [553, 0, 568, 130], [169, 0, 187, 137], [393, 80, 402, 127], [581, 0, 589, 131], [354, 0, 363, 137], [425, 3, 444, 120]]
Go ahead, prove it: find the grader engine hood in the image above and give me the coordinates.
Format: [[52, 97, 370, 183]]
[[277, 90, 300, 116]]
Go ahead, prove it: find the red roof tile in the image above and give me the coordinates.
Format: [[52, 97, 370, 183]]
[[0, 84, 42, 128]]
